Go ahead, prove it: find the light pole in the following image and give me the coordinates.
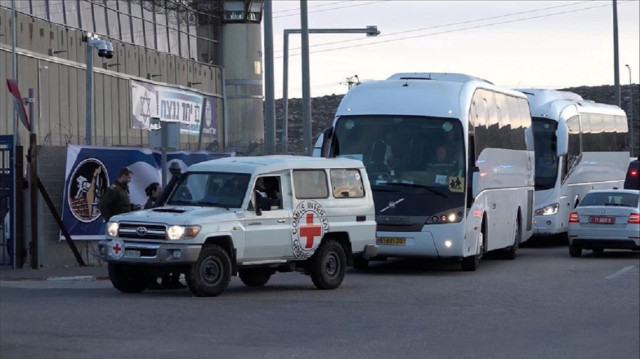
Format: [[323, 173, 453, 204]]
[[625, 64, 634, 157], [281, 26, 380, 153], [83, 33, 113, 146]]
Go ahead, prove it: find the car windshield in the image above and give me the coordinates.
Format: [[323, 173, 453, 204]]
[[579, 192, 639, 208], [167, 172, 250, 208]]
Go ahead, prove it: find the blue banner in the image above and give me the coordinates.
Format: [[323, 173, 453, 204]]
[[61, 145, 234, 240]]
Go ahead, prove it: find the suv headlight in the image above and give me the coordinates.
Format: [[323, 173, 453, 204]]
[[167, 225, 201, 240], [535, 203, 559, 216], [106, 222, 119, 237]]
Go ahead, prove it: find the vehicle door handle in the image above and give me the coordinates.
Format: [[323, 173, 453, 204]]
[[277, 219, 286, 223]]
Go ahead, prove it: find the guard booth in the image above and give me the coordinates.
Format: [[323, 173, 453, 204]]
[[0, 135, 14, 267]]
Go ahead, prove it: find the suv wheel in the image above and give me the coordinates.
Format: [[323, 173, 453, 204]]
[[186, 244, 232, 297], [108, 263, 149, 293], [239, 268, 272, 287], [310, 239, 346, 290]]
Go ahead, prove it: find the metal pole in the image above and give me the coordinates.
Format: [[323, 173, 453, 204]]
[[10, 0, 18, 269], [86, 42, 93, 145], [282, 30, 290, 153], [282, 27, 379, 155], [300, 0, 312, 155], [264, 0, 276, 154], [613, 0, 620, 107], [28, 88, 38, 269], [626, 64, 634, 157]]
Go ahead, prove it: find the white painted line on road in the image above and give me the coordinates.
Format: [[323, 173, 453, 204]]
[[605, 265, 637, 279], [46, 276, 96, 281]]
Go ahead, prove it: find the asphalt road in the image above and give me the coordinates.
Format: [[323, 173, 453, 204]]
[[1, 242, 638, 359]]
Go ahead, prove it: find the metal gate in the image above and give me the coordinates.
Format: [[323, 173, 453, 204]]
[[0, 135, 13, 267]]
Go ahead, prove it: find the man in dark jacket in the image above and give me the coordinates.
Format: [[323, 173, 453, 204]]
[[99, 167, 134, 221]]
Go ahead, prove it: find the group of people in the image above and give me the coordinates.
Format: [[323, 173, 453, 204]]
[[98, 167, 181, 289]]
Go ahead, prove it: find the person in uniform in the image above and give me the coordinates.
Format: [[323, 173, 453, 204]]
[[98, 167, 135, 221]]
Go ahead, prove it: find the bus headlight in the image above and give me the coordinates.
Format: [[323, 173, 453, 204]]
[[106, 222, 119, 237], [167, 225, 201, 240], [535, 203, 559, 216], [426, 208, 464, 224]]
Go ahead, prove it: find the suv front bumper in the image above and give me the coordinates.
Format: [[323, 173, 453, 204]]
[[98, 239, 202, 264]]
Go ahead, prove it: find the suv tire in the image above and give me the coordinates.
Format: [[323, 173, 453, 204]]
[[186, 244, 232, 297], [310, 239, 346, 290]]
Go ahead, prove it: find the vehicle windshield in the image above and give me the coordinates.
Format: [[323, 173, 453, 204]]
[[579, 192, 639, 207], [532, 118, 559, 190], [331, 115, 466, 194], [167, 172, 250, 208]]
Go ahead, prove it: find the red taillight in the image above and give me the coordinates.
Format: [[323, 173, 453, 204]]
[[630, 170, 638, 177], [569, 212, 579, 223], [629, 213, 640, 224]]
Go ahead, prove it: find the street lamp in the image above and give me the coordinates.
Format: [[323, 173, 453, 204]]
[[625, 64, 634, 156], [83, 33, 113, 146], [281, 26, 379, 153]]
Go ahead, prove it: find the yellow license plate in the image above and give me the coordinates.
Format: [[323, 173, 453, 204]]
[[378, 237, 406, 245]]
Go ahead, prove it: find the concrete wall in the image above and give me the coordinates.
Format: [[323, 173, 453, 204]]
[[0, 7, 226, 268], [0, 7, 224, 150]]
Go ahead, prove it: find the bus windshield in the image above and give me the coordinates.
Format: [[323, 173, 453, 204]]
[[332, 115, 465, 193], [532, 118, 559, 190]]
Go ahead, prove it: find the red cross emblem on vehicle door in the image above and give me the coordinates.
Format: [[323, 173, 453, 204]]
[[299, 213, 322, 249]]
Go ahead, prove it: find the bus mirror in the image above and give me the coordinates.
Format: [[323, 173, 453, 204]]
[[320, 127, 334, 157], [555, 121, 568, 156], [468, 166, 480, 202]]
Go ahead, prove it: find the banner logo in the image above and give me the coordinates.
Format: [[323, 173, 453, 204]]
[[67, 158, 109, 223]]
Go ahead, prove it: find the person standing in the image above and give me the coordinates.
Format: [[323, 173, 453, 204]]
[[144, 182, 162, 209], [98, 167, 134, 221]]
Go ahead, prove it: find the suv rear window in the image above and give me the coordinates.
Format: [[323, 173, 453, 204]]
[[579, 192, 639, 208]]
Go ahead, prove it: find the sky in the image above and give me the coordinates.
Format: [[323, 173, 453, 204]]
[[266, 0, 640, 99]]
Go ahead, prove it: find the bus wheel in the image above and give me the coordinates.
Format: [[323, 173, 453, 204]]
[[462, 231, 483, 271], [502, 215, 520, 260], [353, 255, 369, 270]]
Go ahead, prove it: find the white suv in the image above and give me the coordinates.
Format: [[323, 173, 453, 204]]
[[99, 156, 378, 297]]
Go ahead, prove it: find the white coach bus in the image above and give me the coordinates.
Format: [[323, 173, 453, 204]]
[[317, 73, 535, 271], [518, 89, 630, 238]]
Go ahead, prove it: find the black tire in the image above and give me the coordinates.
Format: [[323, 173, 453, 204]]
[[462, 228, 484, 271], [239, 268, 272, 287], [186, 244, 232, 297], [108, 262, 150, 293], [310, 240, 347, 290], [502, 215, 520, 260], [353, 255, 369, 270], [569, 243, 582, 257]]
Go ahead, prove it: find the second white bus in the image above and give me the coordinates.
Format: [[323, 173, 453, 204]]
[[318, 73, 535, 270], [519, 89, 630, 238]]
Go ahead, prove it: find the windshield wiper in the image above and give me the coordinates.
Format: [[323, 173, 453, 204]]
[[374, 183, 448, 198]]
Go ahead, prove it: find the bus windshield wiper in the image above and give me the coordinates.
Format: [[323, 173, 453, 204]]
[[375, 183, 448, 198]]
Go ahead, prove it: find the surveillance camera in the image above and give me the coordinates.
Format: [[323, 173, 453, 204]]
[[105, 42, 114, 59]]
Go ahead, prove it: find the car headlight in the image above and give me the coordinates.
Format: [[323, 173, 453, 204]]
[[535, 203, 559, 216], [106, 222, 119, 237], [166, 225, 201, 240]]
